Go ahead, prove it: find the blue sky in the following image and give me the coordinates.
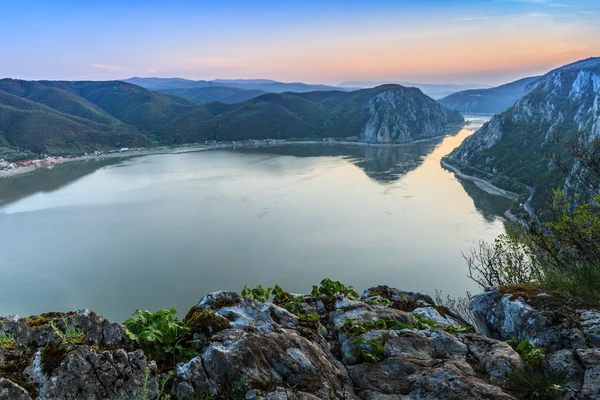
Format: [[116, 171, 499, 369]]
[[1, 0, 599, 85]]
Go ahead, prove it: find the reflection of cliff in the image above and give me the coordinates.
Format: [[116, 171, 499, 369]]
[[456, 179, 512, 222], [0, 159, 120, 207], [239, 141, 440, 184]]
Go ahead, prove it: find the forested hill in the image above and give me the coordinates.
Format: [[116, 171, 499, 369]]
[[0, 79, 462, 160]]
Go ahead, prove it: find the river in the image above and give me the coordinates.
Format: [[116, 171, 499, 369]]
[[0, 116, 510, 321]]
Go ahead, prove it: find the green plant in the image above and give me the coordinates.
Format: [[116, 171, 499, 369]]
[[349, 336, 386, 364], [157, 370, 174, 400], [271, 284, 294, 305], [49, 318, 85, 345], [141, 366, 151, 400], [341, 318, 414, 337], [123, 309, 194, 363], [0, 332, 15, 349], [311, 278, 360, 300], [504, 365, 565, 400], [241, 285, 272, 302], [231, 380, 247, 395], [364, 296, 392, 307], [511, 340, 546, 365]]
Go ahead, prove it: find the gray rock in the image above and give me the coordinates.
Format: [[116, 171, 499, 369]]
[[0, 310, 129, 349], [200, 328, 357, 399], [329, 300, 415, 342], [0, 378, 32, 400], [470, 288, 570, 350], [576, 349, 600, 398], [412, 307, 462, 327], [198, 291, 298, 333], [579, 310, 600, 347], [460, 333, 524, 383], [405, 362, 515, 399], [40, 347, 158, 400], [546, 349, 584, 397], [362, 286, 435, 306]]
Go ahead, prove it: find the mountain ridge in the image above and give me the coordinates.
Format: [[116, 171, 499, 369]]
[[0, 79, 463, 160], [444, 56, 600, 217]]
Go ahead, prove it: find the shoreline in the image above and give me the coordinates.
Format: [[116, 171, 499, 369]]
[[0, 133, 461, 180], [440, 160, 519, 200]]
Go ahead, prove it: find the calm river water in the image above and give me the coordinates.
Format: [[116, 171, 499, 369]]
[[0, 116, 510, 321]]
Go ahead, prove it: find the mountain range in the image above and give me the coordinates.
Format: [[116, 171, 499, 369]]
[[339, 81, 491, 99], [0, 79, 463, 160], [438, 76, 541, 114], [444, 57, 600, 218]]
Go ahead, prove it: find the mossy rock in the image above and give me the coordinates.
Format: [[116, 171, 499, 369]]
[[26, 312, 63, 328], [183, 307, 230, 336], [0, 348, 38, 396]]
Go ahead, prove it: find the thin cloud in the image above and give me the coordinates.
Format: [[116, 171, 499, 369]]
[[452, 13, 550, 22], [89, 63, 133, 72]]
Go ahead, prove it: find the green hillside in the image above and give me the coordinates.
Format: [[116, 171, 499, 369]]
[[160, 86, 265, 104], [0, 79, 463, 159]]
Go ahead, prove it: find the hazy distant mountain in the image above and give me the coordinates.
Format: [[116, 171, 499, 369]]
[[444, 57, 600, 217], [438, 76, 541, 114], [339, 81, 491, 99], [0, 80, 462, 160], [125, 77, 346, 96]]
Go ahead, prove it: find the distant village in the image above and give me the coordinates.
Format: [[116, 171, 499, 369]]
[[0, 155, 64, 172]]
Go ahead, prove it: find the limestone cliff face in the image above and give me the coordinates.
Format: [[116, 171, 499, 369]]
[[360, 86, 464, 144], [445, 57, 600, 211]]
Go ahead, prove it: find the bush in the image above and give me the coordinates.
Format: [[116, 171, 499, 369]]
[[466, 193, 600, 301], [123, 309, 195, 363], [465, 234, 541, 288]]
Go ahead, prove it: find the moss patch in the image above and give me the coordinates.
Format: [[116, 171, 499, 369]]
[[41, 342, 70, 376], [26, 312, 63, 328], [183, 307, 230, 336], [498, 284, 596, 312], [0, 349, 38, 396]]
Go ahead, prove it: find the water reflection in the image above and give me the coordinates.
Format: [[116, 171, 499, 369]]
[[238, 140, 440, 184], [0, 159, 121, 207], [457, 179, 512, 222]]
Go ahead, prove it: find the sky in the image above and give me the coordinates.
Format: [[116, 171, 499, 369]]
[[1, 0, 599, 86]]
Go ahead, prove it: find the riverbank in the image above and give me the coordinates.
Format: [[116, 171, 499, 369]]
[[440, 159, 519, 200], [0, 133, 462, 180], [0, 145, 215, 179]]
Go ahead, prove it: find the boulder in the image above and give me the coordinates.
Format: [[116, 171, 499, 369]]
[[0, 378, 32, 400]]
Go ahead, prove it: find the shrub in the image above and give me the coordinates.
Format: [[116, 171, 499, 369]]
[[504, 365, 565, 400], [311, 278, 360, 300], [123, 309, 195, 363], [465, 233, 541, 288], [241, 285, 271, 302]]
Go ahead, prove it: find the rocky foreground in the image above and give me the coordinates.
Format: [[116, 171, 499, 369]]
[[1, 284, 599, 399]]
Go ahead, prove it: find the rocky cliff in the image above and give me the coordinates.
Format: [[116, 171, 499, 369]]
[[470, 286, 600, 398], [3, 281, 598, 399], [359, 86, 464, 144], [444, 57, 600, 214]]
